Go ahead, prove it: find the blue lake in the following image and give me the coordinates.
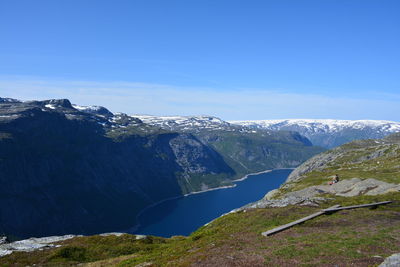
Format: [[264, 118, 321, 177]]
[[132, 168, 292, 237]]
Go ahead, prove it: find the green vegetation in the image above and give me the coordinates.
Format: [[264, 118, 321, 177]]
[[198, 130, 325, 177], [282, 140, 400, 194], [106, 125, 168, 140], [0, 235, 166, 266], [176, 172, 234, 194], [2, 193, 398, 266], [107, 126, 325, 195], [1, 134, 398, 266]]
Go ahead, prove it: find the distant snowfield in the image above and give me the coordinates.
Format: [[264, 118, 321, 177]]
[[72, 104, 104, 112], [132, 114, 234, 132], [229, 119, 400, 133], [34, 98, 400, 147], [228, 119, 400, 148]]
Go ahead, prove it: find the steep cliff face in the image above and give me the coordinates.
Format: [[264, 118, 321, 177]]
[[196, 130, 322, 176]]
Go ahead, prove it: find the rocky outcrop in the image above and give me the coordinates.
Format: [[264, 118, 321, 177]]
[[0, 237, 8, 245], [0, 233, 141, 257], [0, 235, 77, 257], [241, 133, 400, 213], [379, 253, 400, 267], [285, 149, 342, 183], [284, 178, 400, 198], [169, 134, 233, 175], [241, 195, 327, 210], [242, 178, 400, 211], [286, 134, 400, 184]]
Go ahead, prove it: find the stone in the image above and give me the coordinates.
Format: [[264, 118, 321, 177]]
[[264, 189, 279, 200], [99, 232, 125, 237], [241, 177, 399, 211], [379, 253, 400, 267], [0, 235, 79, 257], [0, 237, 8, 245], [282, 178, 399, 199]]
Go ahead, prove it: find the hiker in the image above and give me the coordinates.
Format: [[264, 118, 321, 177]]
[[328, 174, 339, 185]]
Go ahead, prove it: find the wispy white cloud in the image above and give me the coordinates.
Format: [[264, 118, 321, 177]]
[[0, 76, 399, 121]]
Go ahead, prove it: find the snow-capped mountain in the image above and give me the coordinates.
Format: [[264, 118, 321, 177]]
[[0, 97, 21, 103], [72, 104, 114, 117], [229, 119, 400, 148], [132, 114, 253, 133]]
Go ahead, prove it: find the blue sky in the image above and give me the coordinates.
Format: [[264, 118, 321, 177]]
[[1, 0, 399, 120]]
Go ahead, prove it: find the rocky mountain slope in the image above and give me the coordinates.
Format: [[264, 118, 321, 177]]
[[0, 97, 323, 239], [132, 115, 324, 184], [230, 119, 400, 148], [286, 132, 400, 186], [243, 132, 400, 210]]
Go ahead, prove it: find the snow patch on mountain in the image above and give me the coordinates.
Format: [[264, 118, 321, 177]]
[[73, 104, 103, 112], [229, 119, 400, 148], [72, 104, 113, 117], [132, 115, 238, 132], [230, 119, 400, 132], [0, 97, 21, 103], [44, 104, 56, 109]]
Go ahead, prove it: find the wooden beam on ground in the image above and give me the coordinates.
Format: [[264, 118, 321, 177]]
[[261, 204, 341, 237], [262, 201, 393, 237], [322, 201, 392, 212]]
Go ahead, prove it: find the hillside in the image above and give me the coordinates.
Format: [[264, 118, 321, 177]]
[[282, 132, 400, 194], [1, 134, 399, 266], [0, 98, 322, 239], [230, 119, 400, 148], [132, 115, 323, 183]]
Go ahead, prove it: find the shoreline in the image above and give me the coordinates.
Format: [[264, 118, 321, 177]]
[[129, 168, 292, 233], [183, 169, 273, 196]]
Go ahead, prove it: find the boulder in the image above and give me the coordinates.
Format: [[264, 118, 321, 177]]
[[0, 235, 78, 257], [283, 178, 400, 199], [242, 178, 399, 211], [379, 253, 400, 267], [0, 237, 8, 245]]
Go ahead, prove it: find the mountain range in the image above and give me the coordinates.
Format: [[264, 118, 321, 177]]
[[1, 97, 399, 240], [230, 119, 400, 148]]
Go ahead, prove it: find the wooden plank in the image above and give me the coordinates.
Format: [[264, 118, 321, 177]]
[[322, 201, 392, 212], [261, 204, 341, 237], [262, 201, 393, 237]]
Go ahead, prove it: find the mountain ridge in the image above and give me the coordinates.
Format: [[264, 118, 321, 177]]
[[230, 119, 400, 148]]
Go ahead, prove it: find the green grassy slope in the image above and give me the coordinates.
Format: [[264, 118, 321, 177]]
[[281, 133, 400, 194], [1, 193, 398, 267]]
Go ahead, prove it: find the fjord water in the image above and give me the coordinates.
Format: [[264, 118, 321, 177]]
[[133, 169, 291, 237]]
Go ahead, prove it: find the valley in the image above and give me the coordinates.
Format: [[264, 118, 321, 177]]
[[0, 98, 322, 239], [1, 132, 399, 266]]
